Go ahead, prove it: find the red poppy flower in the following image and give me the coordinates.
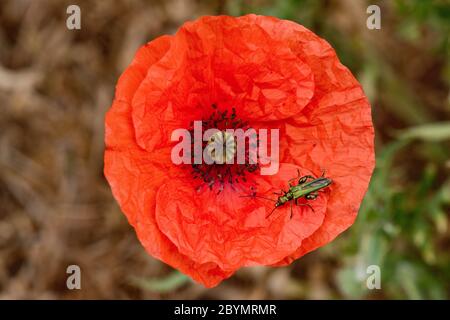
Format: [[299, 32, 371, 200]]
[[104, 15, 375, 287]]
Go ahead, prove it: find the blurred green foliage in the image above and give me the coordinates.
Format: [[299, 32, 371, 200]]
[[131, 272, 190, 294], [337, 138, 450, 299], [224, 0, 450, 299]]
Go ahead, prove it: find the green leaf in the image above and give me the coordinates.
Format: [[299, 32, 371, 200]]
[[130, 271, 190, 293], [398, 122, 450, 141]]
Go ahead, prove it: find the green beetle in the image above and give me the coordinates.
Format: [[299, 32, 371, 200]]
[[244, 170, 332, 219]]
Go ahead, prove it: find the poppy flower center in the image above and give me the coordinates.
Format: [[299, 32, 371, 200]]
[[190, 104, 259, 193], [205, 131, 236, 164]]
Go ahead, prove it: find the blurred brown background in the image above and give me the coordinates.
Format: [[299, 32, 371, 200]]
[[0, 0, 449, 299]]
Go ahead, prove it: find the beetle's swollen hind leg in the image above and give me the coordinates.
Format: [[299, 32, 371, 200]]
[[305, 192, 319, 200], [298, 175, 315, 185], [288, 169, 302, 187]]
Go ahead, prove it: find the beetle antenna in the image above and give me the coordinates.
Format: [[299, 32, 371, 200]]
[[266, 206, 282, 218], [290, 200, 293, 219]]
